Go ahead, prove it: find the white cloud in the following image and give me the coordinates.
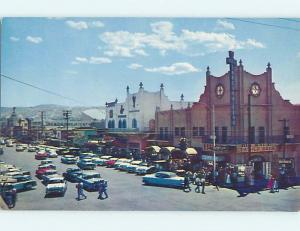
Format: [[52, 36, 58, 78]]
[[128, 63, 143, 70], [72, 56, 111, 65], [145, 62, 199, 75], [66, 20, 88, 30], [216, 20, 235, 30], [10, 36, 20, 42], [26, 36, 43, 44], [99, 21, 264, 58], [66, 20, 104, 30], [89, 57, 111, 64]]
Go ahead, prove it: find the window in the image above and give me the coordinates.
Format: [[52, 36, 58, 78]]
[[175, 127, 180, 137], [108, 121, 111, 128], [164, 127, 169, 139], [284, 126, 290, 142], [215, 127, 220, 143], [250, 126, 255, 143], [132, 119, 137, 128], [181, 127, 185, 137], [199, 127, 205, 136], [222, 127, 227, 143], [192, 127, 198, 137], [118, 120, 122, 128], [109, 110, 113, 118], [160, 127, 164, 139], [122, 119, 127, 129], [258, 126, 265, 143], [111, 120, 115, 128]]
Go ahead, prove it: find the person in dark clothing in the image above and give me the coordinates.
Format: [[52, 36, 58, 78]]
[[98, 180, 108, 199], [194, 172, 201, 193], [183, 172, 191, 192], [199, 169, 206, 194]]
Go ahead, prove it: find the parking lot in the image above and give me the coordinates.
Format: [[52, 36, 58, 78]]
[[1, 146, 299, 211]]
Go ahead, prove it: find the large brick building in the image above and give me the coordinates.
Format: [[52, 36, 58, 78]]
[[155, 51, 300, 177]]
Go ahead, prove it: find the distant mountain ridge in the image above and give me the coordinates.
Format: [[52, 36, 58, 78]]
[[0, 104, 106, 121]]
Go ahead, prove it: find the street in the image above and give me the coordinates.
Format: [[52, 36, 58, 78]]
[[1, 146, 299, 211]]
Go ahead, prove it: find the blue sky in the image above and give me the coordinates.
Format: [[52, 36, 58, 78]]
[[1, 17, 300, 107]]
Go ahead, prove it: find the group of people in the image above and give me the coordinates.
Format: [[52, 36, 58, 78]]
[[76, 180, 108, 200]]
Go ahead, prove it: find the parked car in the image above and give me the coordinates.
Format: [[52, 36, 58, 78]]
[[106, 158, 119, 168], [126, 160, 143, 173], [45, 176, 67, 196], [28, 146, 37, 152], [61, 155, 78, 164], [63, 168, 83, 182], [47, 150, 58, 158], [16, 145, 25, 152], [40, 169, 58, 181], [77, 171, 102, 191], [97, 156, 113, 166], [35, 151, 48, 160], [68, 148, 81, 156], [79, 152, 97, 159], [114, 159, 132, 170], [35, 165, 56, 178], [136, 164, 157, 175], [142, 171, 185, 188], [39, 159, 53, 165], [9, 175, 37, 191], [119, 160, 134, 171], [6, 140, 13, 147], [77, 159, 96, 170], [56, 147, 69, 156]]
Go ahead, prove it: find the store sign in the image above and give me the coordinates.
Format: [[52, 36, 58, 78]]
[[201, 155, 225, 161], [278, 158, 294, 165], [203, 144, 232, 152], [236, 144, 276, 153]]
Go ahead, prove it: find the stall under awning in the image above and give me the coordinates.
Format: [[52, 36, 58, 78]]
[[145, 145, 161, 153], [159, 146, 175, 154], [185, 148, 198, 155]]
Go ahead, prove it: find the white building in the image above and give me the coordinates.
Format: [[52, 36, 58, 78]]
[[105, 82, 190, 132]]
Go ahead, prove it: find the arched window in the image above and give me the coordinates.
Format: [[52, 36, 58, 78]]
[[122, 119, 127, 129], [132, 118, 137, 128], [118, 119, 122, 128], [111, 120, 115, 128], [108, 121, 111, 128]]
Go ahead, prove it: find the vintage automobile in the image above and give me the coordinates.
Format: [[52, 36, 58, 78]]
[[56, 147, 69, 156], [35, 165, 56, 178], [16, 145, 25, 152], [79, 152, 97, 159], [39, 159, 53, 165], [77, 171, 102, 191], [106, 158, 119, 168], [68, 148, 81, 156], [114, 158, 132, 170], [40, 169, 58, 181], [35, 151, 48, 160], [6, 140, 13, 147], [47, 150, 58, 158], [63, 168, 83, 182], [118, 160, 134, 171], [45, 176, 67, 196], [61, 155, 78, 164], [136, 164, 157, 175], [27, 146, 37, 152], [42, 173, 62, 185], [142, 171, 185, 188], [95, 155, 113, 166], [126, 160, 143, 173], [9, 175, 37, 191], [77, 159, 96, 170]]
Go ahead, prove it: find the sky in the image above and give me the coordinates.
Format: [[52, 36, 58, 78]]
[[1, 17, 300, 107]]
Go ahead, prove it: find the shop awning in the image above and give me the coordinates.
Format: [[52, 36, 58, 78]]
[[185, 148, 198, 155], [159, 146, 175, 154]]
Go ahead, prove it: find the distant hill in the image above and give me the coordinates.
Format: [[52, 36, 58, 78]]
[[0, 105, 106, 121]]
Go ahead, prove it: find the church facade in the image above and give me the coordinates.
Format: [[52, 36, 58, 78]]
[[155, 51, 300, 177], [105, 82, 190, 132]]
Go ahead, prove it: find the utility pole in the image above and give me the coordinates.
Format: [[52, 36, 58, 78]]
[[247, 94, 252, 163], [279, 118, 289, 159], [40, 111, 45, 141], [212, 104, 216, 181], [63, 110, 71, 147]]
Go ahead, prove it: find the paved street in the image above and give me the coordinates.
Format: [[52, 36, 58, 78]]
[[1, 146, 299, 211]]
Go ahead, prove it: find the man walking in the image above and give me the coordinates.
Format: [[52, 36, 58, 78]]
[[194, 171, 201, 193], [183, 172, 191, 192], [76, 182, 87, 200], [98, 180, 108, 199], [199, 169, 206, 194]]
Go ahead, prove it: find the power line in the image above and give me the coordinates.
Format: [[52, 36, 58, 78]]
[[226, 18, 300, 32], [279, 18, 300, 23], [0, 73, 84, 105]]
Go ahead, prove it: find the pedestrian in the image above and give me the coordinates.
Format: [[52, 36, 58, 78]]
[[194, 172, 201, 193], [76, 182, 87, 200], [213, 169, 220, 191], [193, 171, 198, 185], [98, 180, 108, 199], [267, 174, 274, 192], [11, 188, 17, 208], [183, 172, 191, 192], [272, 177, 279, 193], [199, 169, 206, 194]]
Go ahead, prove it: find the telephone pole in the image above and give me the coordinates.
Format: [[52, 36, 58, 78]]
[[40, 111, 45, 141], [63, 110, 71, 147], [247, 94, 252, 162], [279, 118, 289, 159]]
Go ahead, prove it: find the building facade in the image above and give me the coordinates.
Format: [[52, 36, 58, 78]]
[[105, 83, 190, 132], [156, 51, 300, 177]]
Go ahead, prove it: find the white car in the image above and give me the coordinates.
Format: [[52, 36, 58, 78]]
[[45, 176, 67, 196], [47, 150, 58, 158], [126, 160, 143, 173]]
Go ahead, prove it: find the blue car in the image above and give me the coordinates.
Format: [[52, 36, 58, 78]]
[[61, 155, 78, 164], [77, 171, 102, 191], [142, 171, 185, 188], [77, 159, 96, 170], [63, 168, 83, 182]]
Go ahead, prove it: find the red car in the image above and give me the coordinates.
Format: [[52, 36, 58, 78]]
[[35, 151, 48, 160], [106, 158, 119, 168], [35, 164, 56, 178]]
